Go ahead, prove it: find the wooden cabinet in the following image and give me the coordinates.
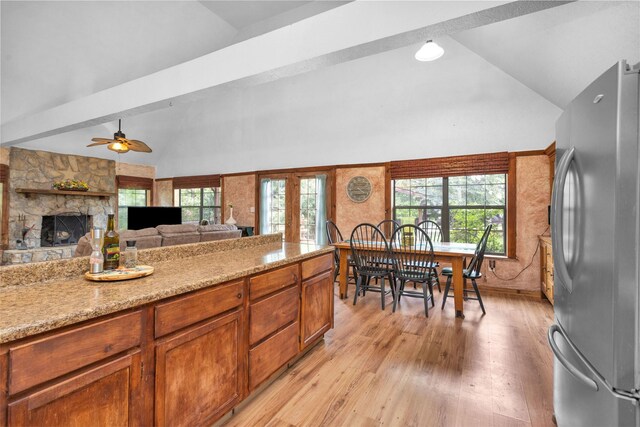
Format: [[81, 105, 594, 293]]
[[300, 254, 333, 350], [249, 322, 299, 391], [8, 311, 142, 395], [8, 351, 142, 427], [248, 265, 300, 391], [539, 236, 554, 304], [155, 310, 243, 427], [154, 280, 244, 338], [1, 252, 334, 426], [300, 270, 333, 350]]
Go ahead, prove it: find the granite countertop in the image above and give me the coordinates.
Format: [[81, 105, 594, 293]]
[[0, 236, 333, 344]]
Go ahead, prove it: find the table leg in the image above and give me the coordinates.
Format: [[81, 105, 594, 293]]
[[452, 256, 465, 318], [339, 250, 348, 299]]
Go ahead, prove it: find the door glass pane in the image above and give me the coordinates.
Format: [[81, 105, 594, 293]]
[[260, 178, 287, 238], [299, 177, 317, 244]]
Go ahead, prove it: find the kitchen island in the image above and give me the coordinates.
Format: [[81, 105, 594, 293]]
[[0, 234, 334, 426]]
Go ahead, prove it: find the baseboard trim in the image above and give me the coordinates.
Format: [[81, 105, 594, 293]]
[[479, 285, 543, 300]]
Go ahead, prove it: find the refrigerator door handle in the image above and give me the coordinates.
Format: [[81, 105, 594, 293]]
[[549, 324, 640, 402], [551, 146, 575, 292], [548, 324, 599, 392]]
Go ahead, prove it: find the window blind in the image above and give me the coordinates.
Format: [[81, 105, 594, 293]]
[[117, 175, 153, 190], [389, 152, 510, 179], [172, 174, 221, 189]]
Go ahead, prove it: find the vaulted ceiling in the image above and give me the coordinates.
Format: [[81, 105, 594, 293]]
[[1, 1, 638, 177]]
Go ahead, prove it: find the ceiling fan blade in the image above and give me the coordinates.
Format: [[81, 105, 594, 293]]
[[127, 140, 153, 153], [87, 139, 115, 147], [91, 137, 113, 142]]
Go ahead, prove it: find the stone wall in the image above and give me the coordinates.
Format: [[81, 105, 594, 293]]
[[8, 147, 116, 249]]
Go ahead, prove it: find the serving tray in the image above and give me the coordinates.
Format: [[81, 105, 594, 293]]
[[85, 265, 154, 282]]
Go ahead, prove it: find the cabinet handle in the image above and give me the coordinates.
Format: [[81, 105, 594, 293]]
[[237, 293, 242, 299], [293, 273, 298, 283]]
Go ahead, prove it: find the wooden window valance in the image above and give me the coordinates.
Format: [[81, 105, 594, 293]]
[[117, 175, 153, 190], [172, 174, 221, 189], [389, 152, 510, 179], [0, 164, 8, 182]]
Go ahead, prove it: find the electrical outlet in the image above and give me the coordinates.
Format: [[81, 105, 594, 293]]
[[488, 259, 496, 271]]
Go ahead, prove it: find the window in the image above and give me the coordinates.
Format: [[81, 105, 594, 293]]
[[259, 178, 287, 236], [393, 174, 506, 254], [116, 175, 153, 229], [0, 164, 7, 249], [118, 188, 149, 229], [174, 187, 221, 224], [390, 152, 512, 256]]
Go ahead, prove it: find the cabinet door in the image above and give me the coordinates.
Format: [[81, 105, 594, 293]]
[[8, 352, 142, 427], [155, 310, 243, 427], [300, 270, 333, 350]]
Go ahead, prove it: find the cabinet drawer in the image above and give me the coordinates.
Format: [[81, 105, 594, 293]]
[[249, 264, 298, 301], [155, 280, 244, 338], [249, 322, 299, 391], [249, 286, 299, 346], [9, 311, 142, 395], [301, 253, 333, 281]]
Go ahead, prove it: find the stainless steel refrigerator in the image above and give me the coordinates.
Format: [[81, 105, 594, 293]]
[[549, 60, 639, 426]]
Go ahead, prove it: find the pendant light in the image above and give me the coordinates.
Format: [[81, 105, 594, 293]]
[[415, 40, 444, 62]]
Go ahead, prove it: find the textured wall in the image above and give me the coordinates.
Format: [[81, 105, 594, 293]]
[[483, 155, 551, 293], [335, 166, 386, 238], [154, 180, 173, 207], [223, 174, 256, 227], [116, 162, 155, 179], [0, 147, 10, 165]]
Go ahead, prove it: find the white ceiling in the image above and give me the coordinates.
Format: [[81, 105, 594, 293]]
[[1, 1, 639, 176], [452, 1, 640, 107], [198, 1, 313, 29]]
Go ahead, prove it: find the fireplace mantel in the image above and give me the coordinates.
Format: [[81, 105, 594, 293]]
[[16, 188, 115, 199]]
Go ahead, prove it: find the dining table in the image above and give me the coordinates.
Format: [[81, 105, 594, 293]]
[[331, 240, 477, 318]]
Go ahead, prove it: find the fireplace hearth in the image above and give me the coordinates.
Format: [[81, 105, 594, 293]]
[[40, 213, 91, 247]]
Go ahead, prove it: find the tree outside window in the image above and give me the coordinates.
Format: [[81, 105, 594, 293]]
[[174, 187, 221, 224], [393, 174, 506, 254]]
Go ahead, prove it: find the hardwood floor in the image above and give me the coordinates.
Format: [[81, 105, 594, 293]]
[[221, 286, 555, 427]]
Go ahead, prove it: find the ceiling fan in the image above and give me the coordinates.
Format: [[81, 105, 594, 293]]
[[87, 119, 152, 153]]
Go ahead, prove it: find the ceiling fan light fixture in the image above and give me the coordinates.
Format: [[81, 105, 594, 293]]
[[108, 141, 130, 153], [88, 119, 152, 154], [415, 40, 444, 62]]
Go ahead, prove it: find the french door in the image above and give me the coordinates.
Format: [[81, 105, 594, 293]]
[[258, 171, 333, 244]]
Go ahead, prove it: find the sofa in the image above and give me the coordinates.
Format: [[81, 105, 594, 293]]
[[74, 223, 241, 257]]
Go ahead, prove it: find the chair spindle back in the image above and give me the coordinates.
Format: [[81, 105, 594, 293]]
[[390, 224, 435, 282]]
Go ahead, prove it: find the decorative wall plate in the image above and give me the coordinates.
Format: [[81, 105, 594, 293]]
[[346, 176, 372, 203]]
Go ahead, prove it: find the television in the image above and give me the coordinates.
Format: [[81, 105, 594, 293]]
[[127, 207, 182, 230]]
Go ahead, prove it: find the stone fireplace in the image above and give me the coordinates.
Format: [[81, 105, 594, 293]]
[[3, 147, 116, 264]]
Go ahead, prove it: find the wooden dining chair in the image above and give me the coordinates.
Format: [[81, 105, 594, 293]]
[[325, 220, 357, 291], [440, 224, 492, 314], [417, 220, 443, 292], [376, 219, 400, 239], [350, 223, 395, 310], [389, 224, 436, 317]]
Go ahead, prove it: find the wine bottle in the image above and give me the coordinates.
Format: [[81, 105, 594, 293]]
[[103, 214, 120, 270]]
